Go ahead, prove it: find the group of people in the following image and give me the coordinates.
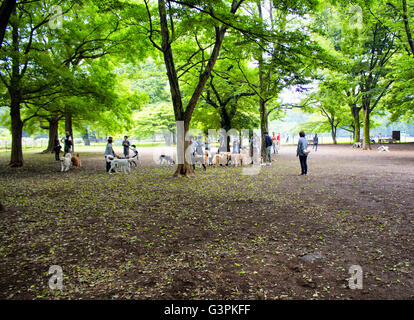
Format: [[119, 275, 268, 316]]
[[186, 131, 282, 167], [101, 131, 314, 176], [271, 132, 281, 154], [104, 135, 132, 172]]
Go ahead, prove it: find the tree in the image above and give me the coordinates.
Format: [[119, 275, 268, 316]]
[[51, 0, 145, 152], [312, 2, 398, 149], [0, 0, 145, 163], [232, 0, 327, 157], [135, 0, 261, 176], [358, 22, 396, 149], [367, 0, 414, 122], [195, 59, 257, 150], [303, 76, 353, 144], [0, 0, 16, 48], [131, 103, 176, 145], [0, 0, 75, 166]]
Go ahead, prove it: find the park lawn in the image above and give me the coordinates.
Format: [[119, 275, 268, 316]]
[[0, 144, 413, 299], [0, 142, 166, 155]]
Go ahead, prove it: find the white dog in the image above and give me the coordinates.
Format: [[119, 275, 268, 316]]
[[129, 145, 141, 166], [353, 142, 362, 148], [106, 155, 135, 174], [159, 154, 175, 165], [207, 151, 216, 165], [378, 145, 389, 152], [60, 153, 72, 172]]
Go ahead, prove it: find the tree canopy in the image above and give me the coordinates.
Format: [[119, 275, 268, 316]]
[[1, 0, 413, 169]]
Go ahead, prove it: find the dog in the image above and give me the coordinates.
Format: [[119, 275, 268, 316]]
[[204, 151, 210, 166], [192, 153, 206, 170], [106, 155, 135, 173], [240, 148, 250, 166], [378, 145, 389, 152], [207, 151, 216, 165], [60, 153, 72, 172], [71, 153, 81, 168], [159, 154, 175, 165], [230, 153, 242, 167], [128, 145, 141, 167], [353, 142, 362, 148], [214, 152, 231, 166]]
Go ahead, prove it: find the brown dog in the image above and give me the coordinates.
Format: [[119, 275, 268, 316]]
[[71, 153, 81, 168], [204, 151, 209, 166], [214, 152, 231, 166]]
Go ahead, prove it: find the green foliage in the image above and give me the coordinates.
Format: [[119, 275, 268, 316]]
[[302, 71, 352, 139], [131, 102, 175, 139]]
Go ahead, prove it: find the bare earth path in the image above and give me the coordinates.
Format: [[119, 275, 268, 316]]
[[0, 143, 413, 299]]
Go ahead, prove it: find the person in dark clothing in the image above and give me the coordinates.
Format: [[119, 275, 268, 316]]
[[296, 131, 309, 175], [61, 131, 73, 154], [313, 133, 318, 151], [192, 136, 206, 171], [105, 137, 116, 173], [122, 136, 130, 158], [54, 135, 61, 161], [264, 132, 273, 166]]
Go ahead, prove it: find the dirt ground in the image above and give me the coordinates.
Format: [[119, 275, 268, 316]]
[[0, 143, 413, 300]]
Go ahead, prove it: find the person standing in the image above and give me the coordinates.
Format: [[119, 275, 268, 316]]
[[193, 136, 206, 171], [263, 132, 273, 166], [122, 136, 130, 158], [232, 137, 240, 154], [276, 133, 281, 151], [105, 136, 116, 173], [218, 132, 226, 153], [195, 135, 203, 155], [61, 131, 73, 154], [188, 135, 194, 154], [271, 132, 277, 154], [313, 133, 319, 151], [54, 135, 62, 161], [296, 131, 309, 176]]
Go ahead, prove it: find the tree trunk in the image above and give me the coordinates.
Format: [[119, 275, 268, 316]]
[[83, 127, 90, 146], [362, 107, 371, 150], [331, 125, 337, 144], [0, 201, 5, 212], [65, 108, 74, 152], [0, 0, 16, 48], [221, 116, 231, 153], [9, 13, 23, 167], [43, 117, 59, 153], [162, 129, 171, 146], [173, 137, 195, 177], [171, 130, 176, 145], [259, 99, 268, 158], [353, 111, 360, 144], [10, 98, 24, 167], [157, 0, 229, 177], [402, 0, 414, 57], [350, 105, 361, 143]]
